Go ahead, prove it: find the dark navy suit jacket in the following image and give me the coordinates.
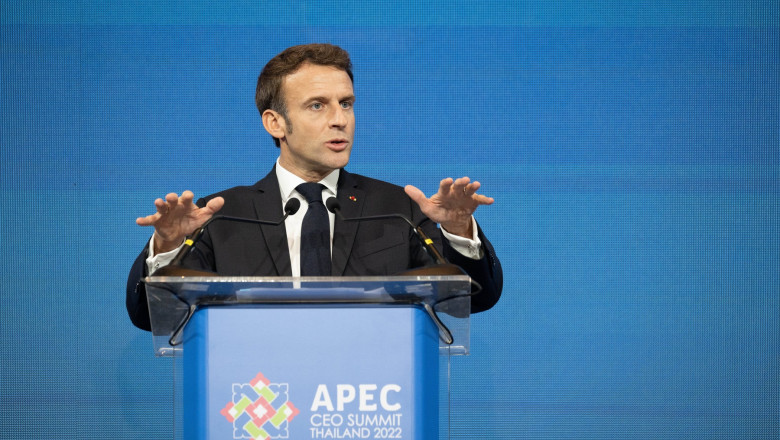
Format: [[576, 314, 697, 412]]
[[127, 168, 503, 330]]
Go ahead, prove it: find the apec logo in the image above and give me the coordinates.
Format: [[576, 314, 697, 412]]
[[221, 372, 300, 440]]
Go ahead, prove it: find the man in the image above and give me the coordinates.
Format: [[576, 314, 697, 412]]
[[127, 44, 502, 331]]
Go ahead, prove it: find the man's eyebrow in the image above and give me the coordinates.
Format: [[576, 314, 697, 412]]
[[304, 94, 355, 102]]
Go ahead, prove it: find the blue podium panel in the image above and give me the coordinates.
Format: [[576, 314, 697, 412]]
[[182, 305, 439, 440]]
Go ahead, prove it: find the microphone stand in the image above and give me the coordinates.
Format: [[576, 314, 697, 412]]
[[152, 199, 301, 277], [325, 198, 478, 344], [147, 199, 301, 345]]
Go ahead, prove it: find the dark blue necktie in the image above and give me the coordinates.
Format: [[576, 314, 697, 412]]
[[296, 182, 331, 276]]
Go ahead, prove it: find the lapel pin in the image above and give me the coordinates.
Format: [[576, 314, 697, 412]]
[[349, 196, 357, 202]]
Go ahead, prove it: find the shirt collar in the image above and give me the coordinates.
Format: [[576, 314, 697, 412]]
[[275, 158, 340, 201]]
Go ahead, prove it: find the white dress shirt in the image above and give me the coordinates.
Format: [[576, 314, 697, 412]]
[[276, 161, 339, 277]]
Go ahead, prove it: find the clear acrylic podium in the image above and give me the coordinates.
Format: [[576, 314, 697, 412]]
[[144, 275, 472, 440]]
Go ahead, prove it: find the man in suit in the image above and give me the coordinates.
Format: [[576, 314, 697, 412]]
[[127, 44, 502, 331]]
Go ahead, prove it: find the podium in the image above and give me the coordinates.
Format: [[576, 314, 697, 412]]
[[144, 275, 472, 440]]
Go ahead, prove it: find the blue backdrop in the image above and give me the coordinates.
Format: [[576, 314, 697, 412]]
[[1, 1, 777, 438]]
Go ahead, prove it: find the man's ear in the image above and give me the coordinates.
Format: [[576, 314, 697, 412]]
[[262, 109, 286, 141]]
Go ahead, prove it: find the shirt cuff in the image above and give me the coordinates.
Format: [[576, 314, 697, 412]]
[[145, 234, 185, 274], [440, 217, 483, 260]]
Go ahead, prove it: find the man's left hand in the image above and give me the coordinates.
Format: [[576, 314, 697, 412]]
[[405, 177, 494, 238]]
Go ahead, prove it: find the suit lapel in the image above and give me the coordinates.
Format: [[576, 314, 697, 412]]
[[332, 170, 365, 276], [251, 167, 292, 276]]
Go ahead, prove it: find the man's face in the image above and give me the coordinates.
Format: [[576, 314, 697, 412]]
[[275, 62, 355, 181]]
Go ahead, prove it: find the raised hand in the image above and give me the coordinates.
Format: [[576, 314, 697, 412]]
[[136, 191, 225, 254], [404, 177, 494, 238]]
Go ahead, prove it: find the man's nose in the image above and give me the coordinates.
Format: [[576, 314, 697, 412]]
[[329, 107, 348, 127]]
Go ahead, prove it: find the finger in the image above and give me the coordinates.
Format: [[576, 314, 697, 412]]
[[464, 180, 481, 197], [463, 179, 494, 204], [451, 177, 471, 196], [136, 213, 160, 226], [473, 194, 495, 205], [204, 196, 225, 215], [154, 198, 168, 214], [165, 192, 180, 209], [438, 178, 454, 195], [180, 190, 195, 207], [404, 184, 427, 203]]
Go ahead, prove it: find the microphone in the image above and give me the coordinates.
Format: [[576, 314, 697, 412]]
[[152, 198, 301, 276], [326, 197, 469, 345], [325, 197, 464, 276]]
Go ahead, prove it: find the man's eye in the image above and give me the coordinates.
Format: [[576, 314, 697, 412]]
[[340, 101, 352, 109], [311, 103, 323, 110]]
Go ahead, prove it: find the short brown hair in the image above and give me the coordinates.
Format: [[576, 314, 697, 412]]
[[256, 44, 353, 147]]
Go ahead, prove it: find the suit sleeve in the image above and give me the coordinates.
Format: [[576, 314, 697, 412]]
[[125, 197, 218, 332], [126, 244, 152, 331], [412, 205, 503, 313], [442, 224, 503, 313]]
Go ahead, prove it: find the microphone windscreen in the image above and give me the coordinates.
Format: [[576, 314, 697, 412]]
[[325, 197, 340, 213], [284, 198, 301, 215]]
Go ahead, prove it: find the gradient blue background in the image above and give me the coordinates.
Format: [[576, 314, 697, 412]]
[[1, 1, 777, 438]]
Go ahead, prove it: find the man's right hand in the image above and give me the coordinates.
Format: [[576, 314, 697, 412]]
[[136, 191, 225, 254]]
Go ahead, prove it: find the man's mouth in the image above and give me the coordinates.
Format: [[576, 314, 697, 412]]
[[326, 139, 349, 151]]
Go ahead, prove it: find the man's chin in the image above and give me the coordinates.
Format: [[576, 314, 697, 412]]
[[332, 157, 350, 171], [329, 148, 351, 168]]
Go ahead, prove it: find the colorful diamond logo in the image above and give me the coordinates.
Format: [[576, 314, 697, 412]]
[[221, 372, 300, 439]]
